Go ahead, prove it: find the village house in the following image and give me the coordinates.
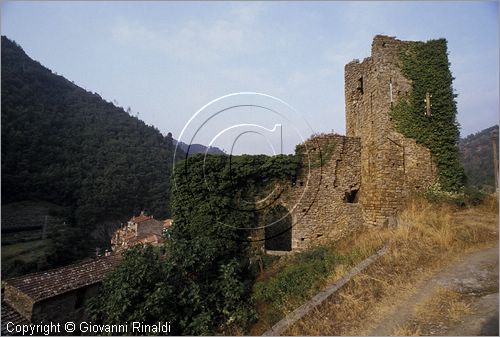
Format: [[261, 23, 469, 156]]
[[1, 254, 121, 335], [1, 211, 171, 334], [110, 211, 172, 252]]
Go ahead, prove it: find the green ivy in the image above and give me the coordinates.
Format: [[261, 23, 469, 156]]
[[391, 39, 465, 192], [87, 154, 301, 335]]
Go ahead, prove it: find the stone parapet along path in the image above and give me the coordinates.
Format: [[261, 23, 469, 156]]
[[262, 244, 389, 336]]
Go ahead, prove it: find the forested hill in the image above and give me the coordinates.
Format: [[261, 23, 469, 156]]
[[1, 36, 179, 226], [459, 125, 499, 190]]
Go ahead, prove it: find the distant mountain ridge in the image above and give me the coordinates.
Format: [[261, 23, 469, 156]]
[[173, 140, 226, 156], [459, 125, 499, 190]]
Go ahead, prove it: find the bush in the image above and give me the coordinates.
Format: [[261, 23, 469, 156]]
[[463, 186, 488, 206], [253, 246, 365, 320], [423, 183, 489, 207], [87, 154, 301, 335]]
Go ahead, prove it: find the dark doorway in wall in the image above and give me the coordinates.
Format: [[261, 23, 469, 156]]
[[344, 188, 359, 203], [264, 205, 292, 251]]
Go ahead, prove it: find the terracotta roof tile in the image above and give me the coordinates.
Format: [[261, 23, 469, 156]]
[[130, 212, 152, 223], [4, 254, 122, 302]]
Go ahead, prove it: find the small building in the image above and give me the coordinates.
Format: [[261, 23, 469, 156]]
[[1, 254, 121, 334], [111, 212, 170, 252]]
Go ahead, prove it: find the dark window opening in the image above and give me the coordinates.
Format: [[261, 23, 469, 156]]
[[299, 181, 304, 187], [357, 77, 364, 94], [301, 238, 305, 241], [343, 188, 359, 203], [316, 233, 323, 238]]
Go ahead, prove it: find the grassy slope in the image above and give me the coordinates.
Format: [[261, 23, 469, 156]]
[[1, 201, 66, 277], [246, 195, 498, 335], [2, 239, 52, 264], [281, 196, 498, 335]]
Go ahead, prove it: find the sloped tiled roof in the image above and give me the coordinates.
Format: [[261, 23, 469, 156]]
[[130, 212, 151, 223], [4, 254, 122, 302], [1, 302, 29, 335], [136, 233, 164, 245]]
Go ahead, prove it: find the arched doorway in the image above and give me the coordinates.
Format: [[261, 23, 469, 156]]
[[263, 205, 292, 251]]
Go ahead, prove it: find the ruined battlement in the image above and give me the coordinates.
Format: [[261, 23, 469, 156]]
[[281, 133, 363, 250], [345, 35, 412, 139]]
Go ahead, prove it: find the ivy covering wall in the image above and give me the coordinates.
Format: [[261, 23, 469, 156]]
[[391, 38, 465, 191], [88, 154, 301, 334]]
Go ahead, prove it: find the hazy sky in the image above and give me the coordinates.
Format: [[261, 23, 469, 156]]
[[2, 1, 498, 154]]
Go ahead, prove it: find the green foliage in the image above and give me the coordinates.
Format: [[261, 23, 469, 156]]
[[390, 39, 465, 192], [253, 246, 368, 322], [1, 36, 180, 267], [423, 183, 488, 207], [87, 153, 300, 334], [459, 125, 499, 190], [463, 186, 489, 206], [87, 245, 177, 335]]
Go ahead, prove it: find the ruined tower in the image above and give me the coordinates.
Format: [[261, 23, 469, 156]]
[[267, 35, 440, 252], [345, 35, 436, 226]]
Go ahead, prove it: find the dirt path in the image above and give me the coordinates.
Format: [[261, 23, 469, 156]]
[[367, 246, 499, 336]]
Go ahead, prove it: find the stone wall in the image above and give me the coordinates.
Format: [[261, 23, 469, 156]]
[[4, 281, 100, 326], [4, 284, 34, 320], [32, 285, 99, 325], [277, 134, 363, 250], [345, 35, 436, 226], [136, 219, 164, 237]]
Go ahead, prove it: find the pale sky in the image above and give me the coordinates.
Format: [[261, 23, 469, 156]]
[[2, 1, 498, 154]]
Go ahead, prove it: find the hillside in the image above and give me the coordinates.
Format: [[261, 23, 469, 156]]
[[173, 139, 226, 156], [459, 125, 499, 190], [1, 36, 182, 272]]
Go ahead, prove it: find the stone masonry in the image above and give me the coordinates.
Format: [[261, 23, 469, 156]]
[[271, 35, 437, 250], [344, 35, 435, 226], [280, 134, 363, 250]]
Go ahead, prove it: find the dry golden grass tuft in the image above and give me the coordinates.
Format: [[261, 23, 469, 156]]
[[278, 195, 498, 336], [392, 288, 473, 335], [392, 324, 422, 336], [414, 288, 472, 323]]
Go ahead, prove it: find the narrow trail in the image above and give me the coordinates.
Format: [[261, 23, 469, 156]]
[[367, 246, 499, 336]]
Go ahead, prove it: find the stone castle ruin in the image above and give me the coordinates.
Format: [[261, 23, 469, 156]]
[[268, 35, 437, 251]]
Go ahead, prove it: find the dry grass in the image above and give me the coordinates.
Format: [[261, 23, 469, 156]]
[[278, 195, 498, 335], [393, 288, 473, 335], [392, 324, 423, 336], [415, 288, 472, 323]]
